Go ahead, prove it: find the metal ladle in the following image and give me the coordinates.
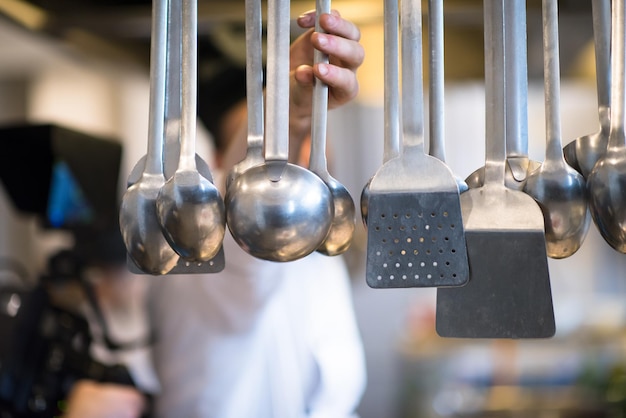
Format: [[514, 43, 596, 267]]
[[119, 0, 179, 275], [310, 0, 355, 256], [563, 0, 611, 178], [588, 0, 626, 253], [465, 0, 540, 190], [360, 0, 400, 226], [523, 0, 590, 259], [225, 0, 265, 191], [156, 0, 226, 262], [225, 0, 333, 262]]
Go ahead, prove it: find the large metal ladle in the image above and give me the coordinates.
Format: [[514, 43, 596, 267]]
[[225, 0, 264, 191], [310, 0, 355, 256], [523, 0, 590, 259], [225, 0, 333, 262], [156, 0, 226, 262], [563, 0, 611, 178], [588, 0, 626, 253], [119, 0, 179, 275]]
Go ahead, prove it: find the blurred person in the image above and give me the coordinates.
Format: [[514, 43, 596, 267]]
[[63, 8, 366, 418]]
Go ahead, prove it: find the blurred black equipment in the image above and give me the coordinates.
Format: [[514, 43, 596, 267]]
[[0, 123, 151, 417]]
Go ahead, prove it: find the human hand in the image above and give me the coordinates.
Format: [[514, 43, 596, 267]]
[[63, 380, 146, 418], [289, 9, 364, 130]]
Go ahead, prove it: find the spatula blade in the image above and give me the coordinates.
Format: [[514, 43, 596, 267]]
[[435, 230, 555, 338]]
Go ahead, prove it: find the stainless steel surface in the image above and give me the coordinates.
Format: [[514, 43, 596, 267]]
[[225, 0, 333, 262], [523, 0, 590, 259], [464, 0, 541, 190], [225, 0, 264, 191], [119, 0, 179, 275], [563, 0, 611, 178], [436, 0, 554, 339], [364, 0, 469, 289], [359, 0, 400, 227], [156, 0, 226, 262], [310, 0, 356, 257], [587, 0, 626, 253]]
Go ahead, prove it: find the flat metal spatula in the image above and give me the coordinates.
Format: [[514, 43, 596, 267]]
[[436, 0, 555, 339], [365, 0, 469, 289]]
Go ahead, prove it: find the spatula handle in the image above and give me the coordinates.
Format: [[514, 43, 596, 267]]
[[383, 0, 400, 163], [483, 0, 507, 186]]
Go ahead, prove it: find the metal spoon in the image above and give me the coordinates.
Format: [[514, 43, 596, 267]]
[[427, 0, 467, 193], [119, 0, 179, 275], [563, 0, 611, 178], [156, 0, 226, 262], [588, 0, 626, 253], [309, 0, 355, 256], [225, 0, 333, 262], [523, 0, 590, 259], [465, 0, 540, 190], [225, 0, 265, 191], [360, 0, 400, 227]]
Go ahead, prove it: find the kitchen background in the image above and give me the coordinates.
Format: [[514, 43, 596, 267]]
[[1, 0, 626, 416]]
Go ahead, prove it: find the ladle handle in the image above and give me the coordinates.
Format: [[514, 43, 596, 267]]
[[383, 0, 400, 163], [504, 0, 529, 159], [542, 0, 565, 163], [400, 0, 425, 151], [593, 0, 611, 124], [309, 0, 331, 174], [428, 0, 445, 162], [164, 0, 182, 177], [608, 0, 626, 150], [245, 0, 264, 150], [144, 0, 168, 177], [179, 0, 198, 170], [483, 0, 507, 186], [264, 0, 290, 165]]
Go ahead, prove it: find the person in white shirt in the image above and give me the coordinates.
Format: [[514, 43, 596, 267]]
[[64, 7, 366, 418]]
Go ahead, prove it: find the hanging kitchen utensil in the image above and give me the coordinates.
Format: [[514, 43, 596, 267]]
[[427, 0, 467, 193], [309, 0, 356, 256], [360, 0, 401, 227], [364, 0, 469, 289], [563, 0, 611, 178], [156, 0, 226, 262], [225, 0, 333, 262], [436, 0, 555, 338], [126, 0, 225, 274], [464, 0, 540, 191], [587, 0, 626, 253], [523, 0, 590, 259], [225, 0, 265, 191], [119, 0, 180, 275]]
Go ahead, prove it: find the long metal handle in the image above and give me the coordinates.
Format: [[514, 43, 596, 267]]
[[401, 0, 425, 150], [264, 0, 290, 169], [144, 0, 168, 177], [309, 0, 331, 174], [608, 0, 626, 150], [179, 0, 198, 169], [383, 0, 400, 162], [593, 0, 612, 125], [504, 0, 529, 159], [245, 0, 264, 153], [542, 0, 565, 162], [483, 0, 507, 186], [428, 0, 445, 161]]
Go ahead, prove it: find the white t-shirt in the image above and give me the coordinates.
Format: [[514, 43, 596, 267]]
[[147, 230, 367, 418]]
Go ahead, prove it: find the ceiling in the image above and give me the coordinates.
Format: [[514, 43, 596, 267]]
[[0, 0, 597, 80]]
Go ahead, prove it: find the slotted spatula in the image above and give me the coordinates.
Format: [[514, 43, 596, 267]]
[[365, 0, 469, 289], [435, 0, 555, 339]]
